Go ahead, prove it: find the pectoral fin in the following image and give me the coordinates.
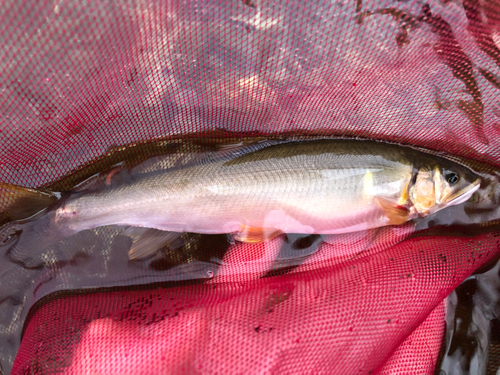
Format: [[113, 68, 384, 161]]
[[123, 227, 183, 260], [234, 225, 283, 243], [375, 197, 411, 226]]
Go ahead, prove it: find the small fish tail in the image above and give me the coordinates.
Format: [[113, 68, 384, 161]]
[[0, 182, 59, 226]]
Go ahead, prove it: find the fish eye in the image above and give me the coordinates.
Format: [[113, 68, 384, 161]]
[[444, 170, 459, 185]]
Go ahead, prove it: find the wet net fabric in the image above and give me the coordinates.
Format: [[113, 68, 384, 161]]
[[15, 234, 499, 374], [1, 0, 500, 374]]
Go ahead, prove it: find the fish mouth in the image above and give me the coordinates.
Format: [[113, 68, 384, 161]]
[[444, 179, 481, 207], [422, 179, 481, 217]]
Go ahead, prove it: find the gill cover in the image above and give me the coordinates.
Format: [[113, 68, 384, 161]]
[[409, 157, 480, 216]]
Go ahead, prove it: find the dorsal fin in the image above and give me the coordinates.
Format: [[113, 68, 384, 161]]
[[200, 139, 290, 165], [127, 139, 290, 178]]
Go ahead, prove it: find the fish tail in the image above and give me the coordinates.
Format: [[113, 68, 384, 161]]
[[0, 182, 59, 226]]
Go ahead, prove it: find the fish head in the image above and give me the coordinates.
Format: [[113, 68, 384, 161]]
[[409, 160, 481, 216]]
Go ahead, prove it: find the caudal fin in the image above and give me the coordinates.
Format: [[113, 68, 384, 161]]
[[0, 182, 58, 225]]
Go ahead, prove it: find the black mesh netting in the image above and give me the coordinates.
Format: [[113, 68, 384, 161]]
[[1, 0, 500, 374]]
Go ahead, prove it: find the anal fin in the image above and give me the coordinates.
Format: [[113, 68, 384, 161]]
[[123, 227, 183, 260]]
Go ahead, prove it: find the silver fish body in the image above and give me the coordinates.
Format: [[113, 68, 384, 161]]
[[54, 139, 481, 241]]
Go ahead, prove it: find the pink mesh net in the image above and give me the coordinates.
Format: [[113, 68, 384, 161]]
[[1, 0, 500, 373]]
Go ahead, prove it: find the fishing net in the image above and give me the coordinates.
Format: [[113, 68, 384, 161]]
[[1, 0, 500, 373]]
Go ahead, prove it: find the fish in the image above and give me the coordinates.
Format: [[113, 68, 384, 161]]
[[0, 139, 481, 265]]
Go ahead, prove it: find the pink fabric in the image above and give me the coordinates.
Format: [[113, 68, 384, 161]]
[[378, 301, 446, 374], [13, 233, 499, 373]]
